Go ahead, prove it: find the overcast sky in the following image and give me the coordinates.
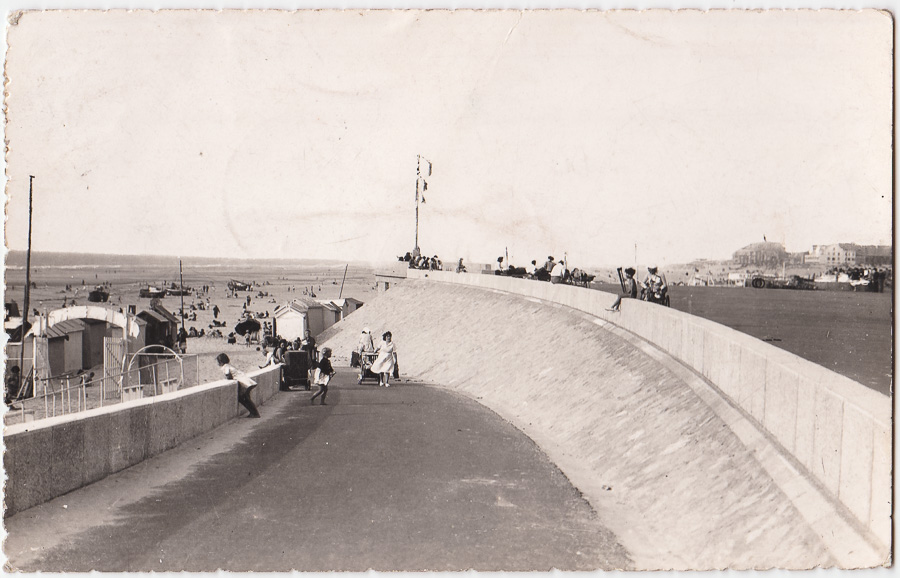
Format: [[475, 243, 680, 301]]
[[4, 9, 892, 268]]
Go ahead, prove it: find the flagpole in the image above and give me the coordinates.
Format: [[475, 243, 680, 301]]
[[18, 176, 34, 398], [339, 264, 348, 299], [415, 155, 420, 252], [179, 260, 186, 334]]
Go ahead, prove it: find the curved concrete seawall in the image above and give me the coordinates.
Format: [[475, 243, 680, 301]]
[[320, 276, 890, 568], [4, 365, 282, 517], [406, 270, 891, 551]]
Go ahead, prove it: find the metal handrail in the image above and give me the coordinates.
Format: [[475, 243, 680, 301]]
[[5, 354, 200, 425]]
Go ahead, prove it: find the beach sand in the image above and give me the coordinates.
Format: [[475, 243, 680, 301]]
[[5, 259, 383, 383]]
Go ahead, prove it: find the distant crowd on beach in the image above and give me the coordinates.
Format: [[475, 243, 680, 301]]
[[823, 266, 889, 292]]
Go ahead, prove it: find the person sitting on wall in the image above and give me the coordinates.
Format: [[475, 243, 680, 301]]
[[543, 256, 556, 272], [607, 267, 638, 312], [456, 258, 467, 273], [641, 266, 668, 304], [550, 259, 566, 284]]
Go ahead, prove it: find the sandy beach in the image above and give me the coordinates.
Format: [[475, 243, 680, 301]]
[[5, 256, 384, 383]]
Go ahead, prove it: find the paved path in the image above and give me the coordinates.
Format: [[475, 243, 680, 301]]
[[4, 369, 630, 571]]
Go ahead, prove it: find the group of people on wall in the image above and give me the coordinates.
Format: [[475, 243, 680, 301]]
[[608, 266, 668, 311], [400, 249, 443, 271]]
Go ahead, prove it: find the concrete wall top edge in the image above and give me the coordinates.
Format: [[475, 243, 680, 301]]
[[405, 269, 889, 417], [244, 364, 283, 380], [4, 365, 281, 438], [3, 378, 235, 437]]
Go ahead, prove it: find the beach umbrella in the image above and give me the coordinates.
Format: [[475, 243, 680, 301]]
[[234, 318, 261, 336]]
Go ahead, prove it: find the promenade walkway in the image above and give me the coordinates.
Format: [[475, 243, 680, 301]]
[[4, 369, 629, 572]]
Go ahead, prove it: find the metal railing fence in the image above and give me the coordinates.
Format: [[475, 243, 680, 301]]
[[4, 353, 200, 425]]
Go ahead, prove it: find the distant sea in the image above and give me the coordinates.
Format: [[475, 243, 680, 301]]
[[5, 251, 387, 271]]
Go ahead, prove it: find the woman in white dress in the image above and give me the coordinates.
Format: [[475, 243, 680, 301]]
[[370, 331, 397, 387]]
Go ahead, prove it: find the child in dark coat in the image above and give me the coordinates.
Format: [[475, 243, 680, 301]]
[[310, 347, 336, 405]]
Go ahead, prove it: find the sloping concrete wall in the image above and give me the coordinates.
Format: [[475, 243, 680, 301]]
[[403, 269, 891, 555], [319, 281, 836, 568], [4, 365, 282, 517]]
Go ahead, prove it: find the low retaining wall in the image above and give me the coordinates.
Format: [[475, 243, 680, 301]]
[[406, 269, 891, 551], [4, 365, 282, 517]]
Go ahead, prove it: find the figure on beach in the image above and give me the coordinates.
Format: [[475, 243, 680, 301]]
[[177, 327, 188, 353], [216, 353, 260, 418], [370, 331, 397, 387]]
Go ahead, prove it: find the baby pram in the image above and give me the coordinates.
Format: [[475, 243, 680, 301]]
[[357, 351, 379, 384], [640, 287, 671, 307], [283, 351, 311, 390]]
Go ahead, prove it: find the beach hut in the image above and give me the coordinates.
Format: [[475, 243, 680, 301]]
[[272, 297, 328, 340], [329, 298, 364, 320], [137, 302, 179, 349], [316, 300, 342, 330], [81, 318, 132, 369], [43, 319, 86, 376]]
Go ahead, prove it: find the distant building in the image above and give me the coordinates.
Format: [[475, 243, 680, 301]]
[[732, 242, 788, 266], [852, 244, 892, 266], [804, 243, 891, 266], [788, 251, 808, 265], [375, 264, 409, 292]]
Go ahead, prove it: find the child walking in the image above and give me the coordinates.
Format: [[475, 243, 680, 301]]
[[310, 347, 336, 405], [216, 353, 261, 418]]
